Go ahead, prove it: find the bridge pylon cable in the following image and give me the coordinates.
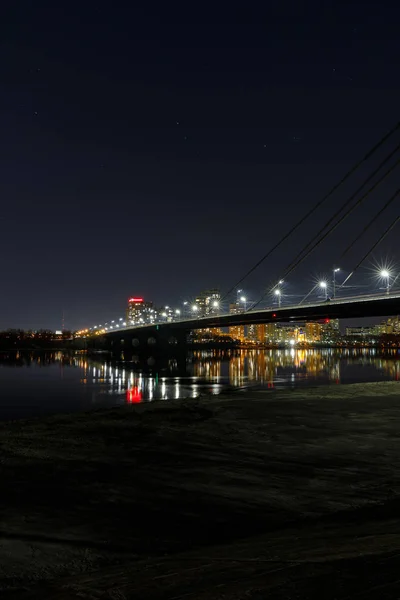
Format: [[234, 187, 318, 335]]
[[339, 208, 400, 289], [250, 179, 400, 311], [339, 180, 400, 261], [281, 146, 400, 275], [221, 120, 400, 303]]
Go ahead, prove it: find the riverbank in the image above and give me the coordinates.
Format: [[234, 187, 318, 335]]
[[1, 382, 400, 598]]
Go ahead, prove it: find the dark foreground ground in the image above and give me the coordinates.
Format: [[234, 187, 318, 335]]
[[2, 382, 400, 598]]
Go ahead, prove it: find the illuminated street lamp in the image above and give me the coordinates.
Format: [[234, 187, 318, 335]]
[[319, 281, 328, 301], [380, 269, 391, 294], [240, 296, 247, 311], [332, 267, 340, 299], [274, 288, 281, 308], [192, 305, 199, 313], [175, 309, 181, 319]]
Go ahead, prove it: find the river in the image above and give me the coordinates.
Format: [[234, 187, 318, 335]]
[[0, 347, 399, 420]]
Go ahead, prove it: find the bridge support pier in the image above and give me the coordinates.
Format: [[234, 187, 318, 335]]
[[92, 327, 188, 357]]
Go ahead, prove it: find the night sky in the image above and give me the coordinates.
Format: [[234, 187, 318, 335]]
[[2, 2, 399, 330]]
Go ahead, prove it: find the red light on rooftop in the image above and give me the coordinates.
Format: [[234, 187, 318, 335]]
[[325, 318, 330, 323], [128, 297, 144, 303], [272, 313, 277, 318]]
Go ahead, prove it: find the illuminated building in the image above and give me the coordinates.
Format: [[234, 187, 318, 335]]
[[228, 302, 245, 342], [195, 289, 221, 316], [265, 323, 277, 343], [383, 316, 400, 334], [195, 327, 222, 338], [126, 297, 155, 325], [320, 318, 340, 342], [305, 322, 322, 343], [247, 324, 266, 343], [247, 324, 257, 341], [345, 326, 375, 337], [256, 324, 266, 343]]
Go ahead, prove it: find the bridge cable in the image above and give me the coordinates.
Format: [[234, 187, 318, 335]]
[[338, 207, 400, 289], [297, 199, 399, 306], [221, 120, 400, 302], [249, 164, 400, 311], [339, 181, 400, 262], [276, 146, 400, 279]]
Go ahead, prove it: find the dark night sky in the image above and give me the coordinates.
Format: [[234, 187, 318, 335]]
[[1, 1, 399, 330]]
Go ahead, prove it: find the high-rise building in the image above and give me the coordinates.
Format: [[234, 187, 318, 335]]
[[320, 318, 340, 342], [305, 322, 322, 343], [228, 302, 245, 341], [247, 323, 266, 343], [247, 324, 257, 341], [256, 324, 266, 343], [126, 297, 155, 325], [195, 289, 221, 316], [265, 323, 277, 343]]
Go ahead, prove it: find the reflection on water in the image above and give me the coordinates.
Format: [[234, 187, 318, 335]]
[[0, 348, 399, 420]]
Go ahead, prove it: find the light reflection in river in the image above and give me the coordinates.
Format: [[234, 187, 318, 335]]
[[0, 348, 399, 419]]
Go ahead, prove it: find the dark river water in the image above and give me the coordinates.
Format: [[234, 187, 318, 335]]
[[0, 348, 399, 420]]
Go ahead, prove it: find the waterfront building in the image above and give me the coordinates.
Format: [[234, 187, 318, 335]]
[[126, 297, 155, 325], [305, 322, 322, 343], [228, 302, 245, 342], [195, 289, 221, 316], [345, 326, 375, 337], [320, 319, 340, 342], [265, 323, 277, 343]]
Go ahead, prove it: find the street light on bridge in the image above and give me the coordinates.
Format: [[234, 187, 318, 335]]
[[319, 281, 328, 301], [380, 269, 391, 294], [274, 288, 281, 308], [333, 267, 340, 299], [192, 305, 199, 314]]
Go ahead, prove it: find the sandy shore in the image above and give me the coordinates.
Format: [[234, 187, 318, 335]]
[[1, 381, 400, 598]]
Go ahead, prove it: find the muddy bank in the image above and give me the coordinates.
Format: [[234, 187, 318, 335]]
[[1, 381, 400, 598]]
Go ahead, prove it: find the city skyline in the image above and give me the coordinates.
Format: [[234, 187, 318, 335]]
[[1, 3, 399, 330]]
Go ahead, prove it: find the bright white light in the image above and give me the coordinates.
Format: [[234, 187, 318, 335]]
[[192, 305, 199, 312], [175, 309, 181, 314], [183, 301, 188, 305], [212, 301, 219, 307], [122, 322, 126, 326], [319, 281, 327, 288], [165, 306, 169, 309], [161, 312, 167, 317], [381, 269, 390, 278], [278, 280, 284, 284], [274, 289, 281, 296], [289, 339, 296, 346], [240, 296, 246, 302], [334, 268, 340, 273], [119, 318, 123, 321]]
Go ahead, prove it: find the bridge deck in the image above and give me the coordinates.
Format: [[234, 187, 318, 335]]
[[106, 292, 400, 334]]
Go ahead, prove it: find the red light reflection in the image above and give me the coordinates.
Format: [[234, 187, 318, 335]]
[[126, 387, 142, 403]]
